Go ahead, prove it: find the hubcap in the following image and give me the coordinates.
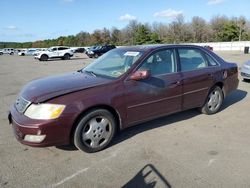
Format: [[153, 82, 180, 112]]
[[207, 90, 221, 112], [82, 116, 112, 148]]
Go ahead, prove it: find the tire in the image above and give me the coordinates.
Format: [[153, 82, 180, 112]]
[[74, 109, 116, 153], [40, 54, 48, 61], [94, 53, 99, 58], [10, 52, 14, 55], [63, 53, 70, 60], [0, 52, 3, 55], [21, 53, 25, 56], [200, 86, 224, 115]]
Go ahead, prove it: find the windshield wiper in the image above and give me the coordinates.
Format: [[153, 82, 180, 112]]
[[85, 70, 97, 77]]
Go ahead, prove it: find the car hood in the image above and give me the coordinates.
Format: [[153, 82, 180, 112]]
[[20, 71, 112, 103]]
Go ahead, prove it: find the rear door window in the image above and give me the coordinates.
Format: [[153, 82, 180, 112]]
[[178, 48, 208, 71], [58, 47, 68, 50], [205, 54, 219, 66]]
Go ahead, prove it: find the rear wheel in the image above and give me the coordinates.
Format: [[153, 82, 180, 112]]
[[40, 54, 48, 61], [74, 109, 116, 153], [200, 86, 223, 115], [94, 53, 98, 58]]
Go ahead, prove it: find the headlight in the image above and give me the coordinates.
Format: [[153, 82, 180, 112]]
[[24, 103, 65, 120], [243, 64, 250, 69]]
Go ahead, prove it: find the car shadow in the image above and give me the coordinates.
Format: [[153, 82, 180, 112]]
[[111, 109, 199, 147], [111, 89, 247, 148], [122, 164, 171, 188], [242, 79, 250, 83], [56, 145, 78, 151], [220, 89, 247, 111]]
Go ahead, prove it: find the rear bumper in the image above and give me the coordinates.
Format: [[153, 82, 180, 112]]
[[9, 105, 72, 147]]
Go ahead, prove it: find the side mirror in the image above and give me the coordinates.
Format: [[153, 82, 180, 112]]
[[130, 70, 150, 81]]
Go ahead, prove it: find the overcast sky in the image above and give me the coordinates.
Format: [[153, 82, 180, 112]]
[[1, 0, 250, 42]]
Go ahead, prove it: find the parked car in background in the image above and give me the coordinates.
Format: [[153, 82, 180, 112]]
[[34, 46, 74, 61], [9, 45, 239, 153], [85, 46, 98, 55], [86, 44, 116, 58], [241, 60, 250, 81], [203, 45, 213, 51], [1, 48, 14, 55], [33, 48, 47, 56], [72, 47, 85, 53], [18, 48, 37, 56]]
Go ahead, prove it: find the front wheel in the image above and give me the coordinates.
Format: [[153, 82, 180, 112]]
[[200, 86, 224, 115], [94, 53, 99, 58], [74, 109, 116, 153], [40, 54, 48, 61], [63, 53, 70, 60]]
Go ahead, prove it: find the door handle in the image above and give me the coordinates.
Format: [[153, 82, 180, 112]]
[[171, 81, 181, 85]]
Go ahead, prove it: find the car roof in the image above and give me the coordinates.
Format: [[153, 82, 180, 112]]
[[118, 44, 205, 52], [50, 46, 70, 48]]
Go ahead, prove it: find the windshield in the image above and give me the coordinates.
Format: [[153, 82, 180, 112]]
[[94, 46, 102, 50], [83, 48, 143, 78]]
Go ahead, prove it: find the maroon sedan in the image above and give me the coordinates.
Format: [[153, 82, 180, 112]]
[[9, 45, 239, 152]]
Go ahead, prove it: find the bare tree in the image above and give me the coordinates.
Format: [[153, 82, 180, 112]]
[[151, 22, 168, 42], [166, 15, 192, 43], [210, 15, 229, 41], [234, 16, 246, 41], [191, 16, 208, 42], [101, 28, 111, 44]]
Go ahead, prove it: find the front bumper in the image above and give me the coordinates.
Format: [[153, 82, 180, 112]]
[[9, 105, 72, 147], [86, 53, 94, 58], [241, 68, 250, 79], [240, 65, 250, 79]]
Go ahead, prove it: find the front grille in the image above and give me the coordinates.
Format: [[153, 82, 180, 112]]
[[15, 97, 31, 113]]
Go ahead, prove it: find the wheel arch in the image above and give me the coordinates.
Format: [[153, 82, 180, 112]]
[[41, 53, 48, 57], [69, 104, 121, 143], [201, 81, 225, 108], [214, 81, 225, 97]]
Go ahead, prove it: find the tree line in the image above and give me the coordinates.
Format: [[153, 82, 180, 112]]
[[1, 15, 250, 49]]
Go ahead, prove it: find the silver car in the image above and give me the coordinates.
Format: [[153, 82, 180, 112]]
[[241, 60, 250, 80]]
